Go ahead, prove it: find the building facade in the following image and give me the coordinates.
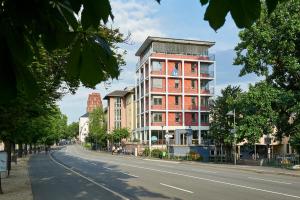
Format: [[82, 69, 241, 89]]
[[135, 37, 215, 149], [79, 113, 89, 143], [87, 93, 103, 113], [104, 87, 136, 139]]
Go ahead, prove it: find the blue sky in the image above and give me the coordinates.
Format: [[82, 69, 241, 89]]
[[58, 0, 260, 123]]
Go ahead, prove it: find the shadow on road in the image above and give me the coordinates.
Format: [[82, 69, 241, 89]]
[[29, 150, 180, 200]]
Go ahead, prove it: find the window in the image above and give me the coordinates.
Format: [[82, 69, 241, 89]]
[[152, 113, 163, 122], [201, 97, 209, 107], [152, 96, 162, 105], [174, 79, 180, 88], [152, 61, 162, 71], [175, 113, 181, 123], [192, 113, 197, 123], [191, 63, 197, 73], [191, 80, 196, 89], [201, 81, 209, 90], [152, 78, 163, 88], [175, 96, 180, 105], [201, 64, 209, 74], [191, 97, 196, 106], [114, 97, 121, 128], [175, 62, 180, 70], [201, 114, 209, 123]]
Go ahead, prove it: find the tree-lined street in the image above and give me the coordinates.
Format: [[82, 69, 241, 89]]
[[29, 145, 300, 200]]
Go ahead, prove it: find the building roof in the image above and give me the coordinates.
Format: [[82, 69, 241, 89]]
[[80, 112, 89, 118], [103, 88, 135, 100], [135, 36, 215, 56]]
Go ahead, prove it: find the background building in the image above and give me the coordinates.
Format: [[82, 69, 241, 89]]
[[104, 87, 136, 139], [135, 36, 215, 155], [87, 93, 102, 113], [79, 92, 103, 142]]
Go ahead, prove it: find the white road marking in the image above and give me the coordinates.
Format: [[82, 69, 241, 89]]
[[91, 163, 97, 166], [143, 158, 180, 164], [160, 183, 193, 194], [248, 177, 292, 185], [65, 147, 300, 199], [49, 154, 129, 200], [103, 167, 113, 170]]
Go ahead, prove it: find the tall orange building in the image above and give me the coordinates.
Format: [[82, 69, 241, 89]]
[[86, 92, 102, 112], [135, 37, 215, 148]]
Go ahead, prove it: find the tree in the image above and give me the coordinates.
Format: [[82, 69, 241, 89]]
[[66, 122, 79, 140], [88, 108, 106, 149], [290, 133, 300, 153], [0, 0, 126, 104], [234, 0, 300, 139], [111, 128, 130, 144], [237, 82, 280, 144], [209, 85, 242, 162]]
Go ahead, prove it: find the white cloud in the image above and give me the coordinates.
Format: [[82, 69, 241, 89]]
[[110, 0, 165, 43]]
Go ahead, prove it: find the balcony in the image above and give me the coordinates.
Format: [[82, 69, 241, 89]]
[[200, 71, 214, 78], [200, 88, 214, 95], [151, 121, 166, 126]]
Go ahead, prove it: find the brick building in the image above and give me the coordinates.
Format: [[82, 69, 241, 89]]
[[86, 93, 102, 113]]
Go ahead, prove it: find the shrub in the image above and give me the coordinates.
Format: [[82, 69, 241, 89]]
[[151, 149, 162, 158], [143, 147, 150, 156]]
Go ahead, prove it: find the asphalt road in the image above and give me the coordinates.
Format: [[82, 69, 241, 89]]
[[29, 145, 300, 200]]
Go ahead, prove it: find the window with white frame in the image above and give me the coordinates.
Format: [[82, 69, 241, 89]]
[[152, 61, 162, 71], [175, 96, 180, 105], [174, 79, 180, 88], [191, 97, 196, 106], [152, 113, 163, 122], [152, 78, 163, 88], [175, 113, 181, 123], [192, 113, 197, 123], [152, 96, 162, 105], [114, 97, 122, 128], [191, 63, 197, 73], [191, 80, 196, 89]]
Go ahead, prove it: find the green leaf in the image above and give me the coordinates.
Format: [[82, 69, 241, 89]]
[[66, 38, 82, 78], [200, 0, 209, 6], [60, 4, 79, 31], [79, 41, 104, 87], [204, 0, 229, 31], [81, 0, 113, 30], [16, 66, 38, 100], [229, 0, 261, 29]]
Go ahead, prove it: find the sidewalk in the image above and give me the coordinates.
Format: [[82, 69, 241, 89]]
[[0, 156, 33, 200]]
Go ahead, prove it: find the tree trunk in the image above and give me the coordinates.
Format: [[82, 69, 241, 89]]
[[18, 143, 23, 158], [29, 144, 32, 154], [24, 144, 28, 157], [4, 140, 11, 176]]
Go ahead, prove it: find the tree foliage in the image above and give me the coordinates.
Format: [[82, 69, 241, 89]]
[[87, 107, 106, 147], [237, 82, 281, 144], [0, 0, 126, 103], [209, 85, 242, 145], [234, 0, 300, 139], [111, 128, 130, 143]]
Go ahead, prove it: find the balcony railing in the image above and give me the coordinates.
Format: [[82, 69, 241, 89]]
[[200, 71, 214, 78], [200, 87, 214, 95]]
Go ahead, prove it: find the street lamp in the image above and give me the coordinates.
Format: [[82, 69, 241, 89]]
[[227, 109, 237, 165], [161, 125, 164, 146]]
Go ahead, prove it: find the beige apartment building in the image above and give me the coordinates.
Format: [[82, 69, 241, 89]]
[[104, 87, 136, 139]]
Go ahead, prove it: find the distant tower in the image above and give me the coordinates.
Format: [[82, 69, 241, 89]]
[[86, 93, 102, 112]]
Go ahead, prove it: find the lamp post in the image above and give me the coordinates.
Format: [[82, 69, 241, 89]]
[[161, 125, 164, 146], [227, 109, 237, 165]]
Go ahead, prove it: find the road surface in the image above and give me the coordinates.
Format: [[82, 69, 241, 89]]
[[29, 145, 300, 200]]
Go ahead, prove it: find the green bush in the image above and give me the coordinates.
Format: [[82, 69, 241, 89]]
[[84, 143, 91, 149], [151, 149, 162, 158], [143, 147, 150, 156]]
